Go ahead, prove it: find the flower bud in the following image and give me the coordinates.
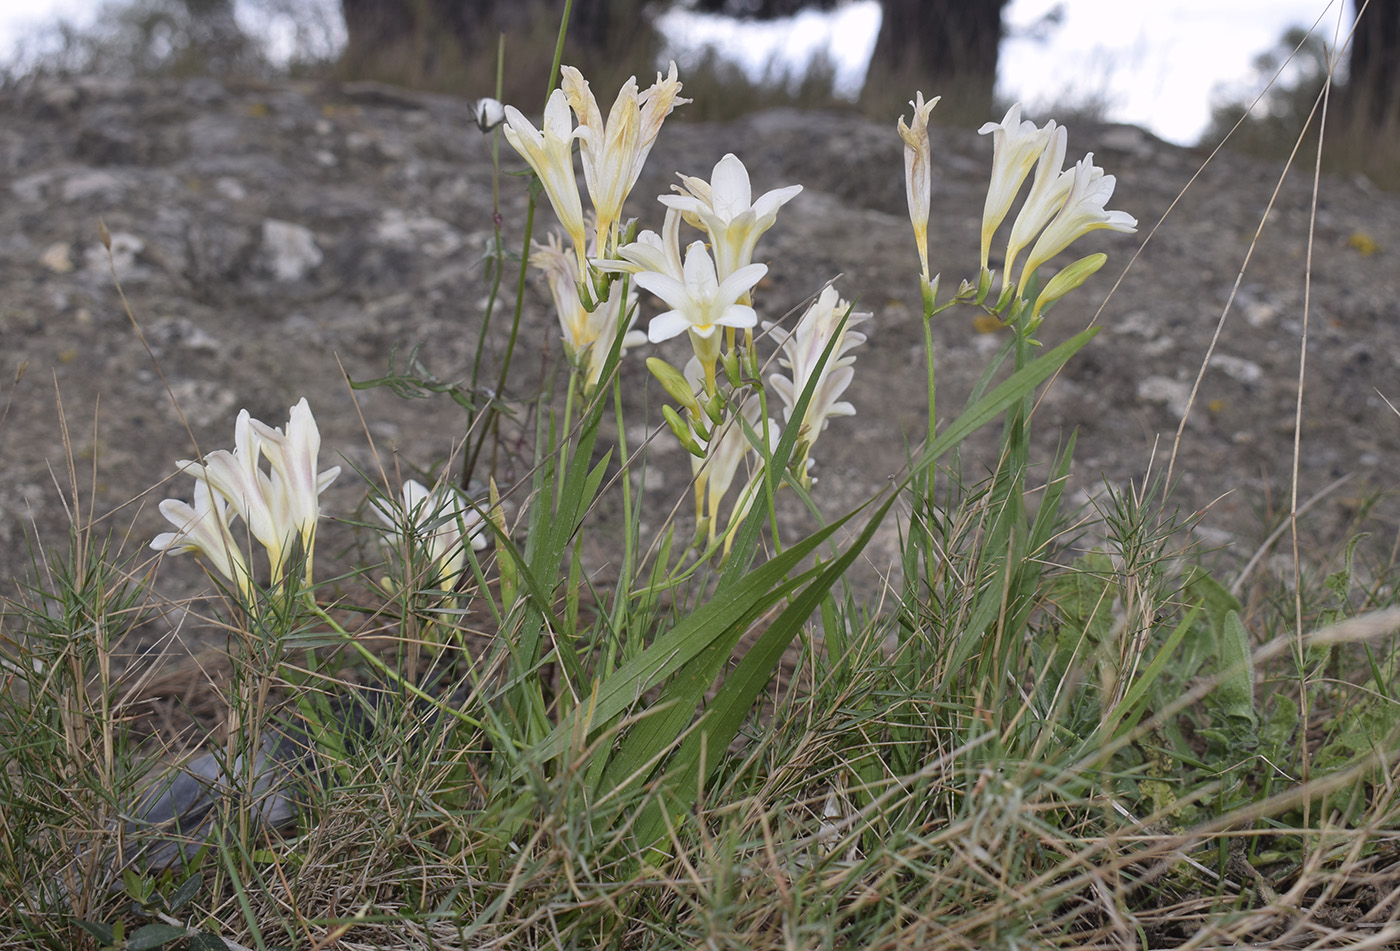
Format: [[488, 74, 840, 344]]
[[976, 266, 994, 305], [722, 349, 742, 388], [1029, 253, 1107, 326], [647, 357, 702, 418], [662, 405, 706, 458], [994, 278, 1017, 314], [704, 391, 726, 427]]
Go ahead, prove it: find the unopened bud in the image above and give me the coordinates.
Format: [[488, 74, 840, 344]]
[[662, 405, 706, 458], [647, 357, 701, 417], [975, 266, 993, 305], [722, 349, 742, 388], [1029, 253, 1107, 326], [994, 278, 1017, 314], [704, 391, 725, 427]]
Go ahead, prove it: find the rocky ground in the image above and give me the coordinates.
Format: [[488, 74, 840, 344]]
[[2, 73, 1399, 658]]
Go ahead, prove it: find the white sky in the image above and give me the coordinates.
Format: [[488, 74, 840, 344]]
[[0, 0, 1357, 145]]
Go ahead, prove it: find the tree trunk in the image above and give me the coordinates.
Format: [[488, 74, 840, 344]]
[[179, 0, 250, 73], [1349, 0, 1400, 127], [863, 0, 1009, 125], [338, 0, 653, 100]]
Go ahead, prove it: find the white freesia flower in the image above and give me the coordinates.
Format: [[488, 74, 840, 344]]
[[764, 285, 870, 472], [158, 400, 338, 590], [1003, 121, 1068, 283], [502, 89, 588, 270], [250, 397, 341, 561], [978, 103, 1052, 270], [372, 480, 488, 590], [1018, 152, 1138, 290], [562, 62, 688, 255], [180, 415, 292, 580], [151, 477, 250, 595], [531, 230, 646, 393], [897, 91, 939, 283], [633, 239, 766, 393], [595, 206, 684, 278], [660, 152, 801, 283]]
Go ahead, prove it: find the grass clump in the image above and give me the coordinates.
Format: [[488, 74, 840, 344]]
[[5, 12, 1400, 951]]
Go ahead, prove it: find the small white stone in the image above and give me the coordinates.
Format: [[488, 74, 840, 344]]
[[40, 242, 73, 273], [214, 177, 246, 200], [374, 209, 462, 258], [1136, 376, 1192, 419], [83, 231, 145, 277], [1209, 353, 1263, 384], [61, 169, 127, 203], [165, 379, 238, 427], [261, 219, 323, 281]]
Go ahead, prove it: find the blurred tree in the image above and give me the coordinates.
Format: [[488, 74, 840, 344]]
[[683, 0, 1009, 122], [180, 0, 251, 72], [338, 0, 648, 95], [865, 0, 1009, 122], [1349, 0, 1400, 126]]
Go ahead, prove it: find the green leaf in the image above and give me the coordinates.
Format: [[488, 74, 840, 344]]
[[1101, 604, 1200, 742], [530, 512, 854, 774], [165, 872, 202, 912], [122, 868, 154, 904], [1217, 609, 1259, 744], [188, 934, 232, 951], [633, 490, 901, 853], [1259, 693, 1299, 765], [125, 923, 190, 950], [74, 920, 116, 946]]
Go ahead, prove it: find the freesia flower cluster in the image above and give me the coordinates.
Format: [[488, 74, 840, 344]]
[[152, 402, 489, 598], [150, 74, 1138, 590], [151, 398, 340, 594], [504, 64, 688, 395], [503, 66, 869, 555], [975, 103, 1137, 324], [370, 479, 488, 592]]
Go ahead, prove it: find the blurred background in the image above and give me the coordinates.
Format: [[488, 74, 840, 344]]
[[0, 0, 1395, 182]]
